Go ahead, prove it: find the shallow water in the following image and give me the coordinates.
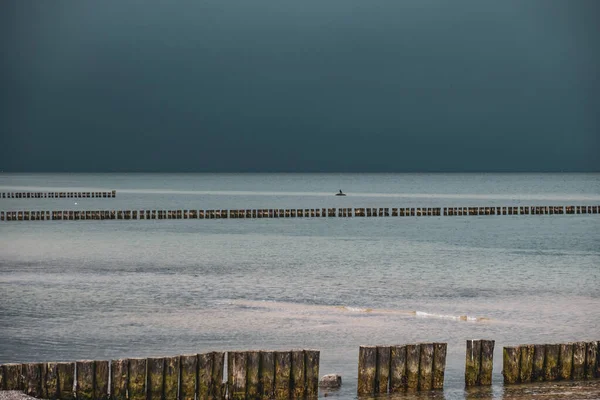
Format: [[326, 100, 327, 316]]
[[1, 173, 599, 399]]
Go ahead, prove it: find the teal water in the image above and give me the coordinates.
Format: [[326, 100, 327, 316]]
[[1, 173, 599, 399]]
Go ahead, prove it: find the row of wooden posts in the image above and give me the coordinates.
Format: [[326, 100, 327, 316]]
[[0, 191, 116, 199], [503, 341, 599, 384], [1, 205, 599, 222], [0, 350, 319, 400]]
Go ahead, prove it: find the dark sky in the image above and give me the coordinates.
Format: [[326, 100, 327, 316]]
[[1, 0, 599, 172]]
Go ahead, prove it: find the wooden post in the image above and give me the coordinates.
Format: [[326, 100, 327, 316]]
[[532, 344, 545, 382], [433, 343, 447, 390], [45, 363, 59, 400], [573, 342, 586, 380], [147, 358, 165, 400], [558, 343, 573, 380], [228, 351, 248, 400], [128, 358, 147, 400], [274, 351, 291, 400], [246, 351, 260, 400], [376, 346, 390, 393], [212, 352, 225, 400], [179, 355, 197, 400], [585, 341, 598, 380], [465, 340, 481, 386], [357, 346, 376, 395], [110, 360, 127, 400], [290, 351, 305, 399], [24, 363, 44, 398], [519, 344, 534, 383], [164, 357, 178, 400], [545, 344, 560, 381], [197, 353, 213, 400], [418, 343, 434, 391], [502, 346, 520, 384], [95, 361, 109, 400], [259, 351, 275, 400], [76, 360, 95, 400], [480, 340, 494, 385], [57, 362, 75, 400], [304, 350, 319, 399], [405, 344, 420, 390], [2, 363, 23, 390], [390, 345, 407, 392]]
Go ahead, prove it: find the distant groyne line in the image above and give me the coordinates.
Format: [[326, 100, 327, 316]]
[[0, 190, 116, 199], [0, 205, 598, 221]]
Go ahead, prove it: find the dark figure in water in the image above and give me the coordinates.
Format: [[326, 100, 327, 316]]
[[339, 190, 343, 194]]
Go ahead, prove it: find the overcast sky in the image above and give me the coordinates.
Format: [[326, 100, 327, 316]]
[[1, 0, 598, 172]]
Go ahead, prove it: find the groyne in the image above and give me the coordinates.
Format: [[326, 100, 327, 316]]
[[0, 191, 116, 199], [0, 205, 598, 221]]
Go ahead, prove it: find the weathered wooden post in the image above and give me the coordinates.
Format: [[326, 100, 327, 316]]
[[228, 351, 248, 400], [76, 360, 95, 400], [179, 355, 197, 400], [3, 363, 23, 390], [405, 344, 420, 390], [95, 361, 109, 400], [304, 350, 319, 398], [197, 353, 213, 399], [572, 342, 586, 380], [432, 343, 447, 390], [544, 344, 560, 381], [418, 343, 434, 391], [465, 340, 481, 386], [212, 352, 225, 399], [290, 350, 305, 398], [259, 351, 275, 400], [519, 344, 534, 383], [480, 340, 495, 385], [357, 346, 376, 395], [390, 345, 407, 392], [559, 343, 573, 380], [24, 363, 44, 398], [163, 356, 178, 400], [502, 346, 520, 384], [57, 362, 75, 400], [532, 344, 545, 382], [377, 346, 390, 393], [274, 351, 291, 399], [128, 358, 147, 400], [246, 351, 260, 400], [585, 341, 598, 380], [148, 357, 165, 400], [45, 363, 59, 400]]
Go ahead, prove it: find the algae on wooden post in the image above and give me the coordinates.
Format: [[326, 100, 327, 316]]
[[465, 340, 481, 387], [259, 352, 275, 400], [558, 343, 573, 380], [211, 352, 225, 400], [246, 351, 260, 400], [502, 347, 520, 384], [95, 361, 109, 400], [532, 344, 545, 382], [376, 346, 391, 394], [405, 344, 420, 390], [357, 346, 376, 395], [432, 343, 447, 390], [110, 360, 127, 400], [290, 351, 305, 399], [390, 345, 407, 392], [479, 340, 494, 385], [197, 353, 213, 399], [147, 358, 165, 400], [3, 364, 23, 391], [24, 363, 44, 398], [45, 363, 59, 400], [76, 360, 95, 400], [228, 352, 248, 400], [519, 345, 534, 383], [128, 358, 147, 400], [572, 342, 586, 380], [274, 351, 291, 400], [57, 362, 75, 400], [544, 344, 560, 381], [304, 350, 319, 399], [179, 355, 197, 400], [584, 342, 598, 380], [418, 343, 434, 391], [164, 356, 179, 400]]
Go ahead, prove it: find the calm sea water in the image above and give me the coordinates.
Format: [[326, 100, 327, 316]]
[[1, 173, 599, 400]]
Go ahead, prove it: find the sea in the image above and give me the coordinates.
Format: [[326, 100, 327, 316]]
[[0, 173, 599, 400]]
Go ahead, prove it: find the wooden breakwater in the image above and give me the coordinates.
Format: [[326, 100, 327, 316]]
[[0, 350, 319, 400], [0, 190, 116, 199], [357, 343, 447, 395], [465, 340, 495, 387], [1, 205, 599, 222], [503, 341, 600, 384]]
